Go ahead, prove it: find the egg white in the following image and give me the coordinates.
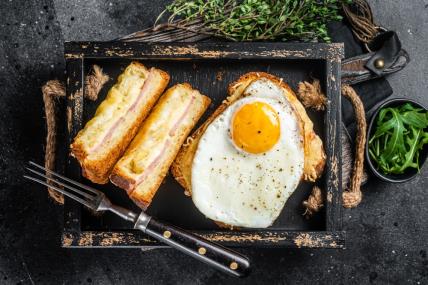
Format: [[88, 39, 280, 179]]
[[191, 79, 305, 228]]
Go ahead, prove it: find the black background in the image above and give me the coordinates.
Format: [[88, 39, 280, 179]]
[[0, 1, 427, 284]]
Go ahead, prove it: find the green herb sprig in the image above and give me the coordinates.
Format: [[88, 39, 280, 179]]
[[368, 103, 428, 175], [156, 0, 352, 42]]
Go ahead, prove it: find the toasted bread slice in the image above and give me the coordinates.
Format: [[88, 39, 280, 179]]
[[110, 83, 211, 209], [171, 72, 326, 196], [70, 62, 170, 184]]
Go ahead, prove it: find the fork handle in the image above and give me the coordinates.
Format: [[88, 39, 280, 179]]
[[135, 216, 250, 277]]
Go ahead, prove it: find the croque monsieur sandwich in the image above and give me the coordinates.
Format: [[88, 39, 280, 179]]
[[171, 72, 326, 228], [71, 62, 169, 184], [110, 83, 211, 209]]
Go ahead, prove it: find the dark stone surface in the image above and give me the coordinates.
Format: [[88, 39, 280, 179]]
[[0, 0, 427, 284]]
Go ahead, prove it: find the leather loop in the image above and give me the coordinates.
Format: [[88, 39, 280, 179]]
[[365, 31, 402, 76], [342, 49, 410, 85]]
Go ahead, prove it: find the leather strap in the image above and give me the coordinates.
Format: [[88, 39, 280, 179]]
[[341, 49, 410, 85], [342, 29, 408, 85]]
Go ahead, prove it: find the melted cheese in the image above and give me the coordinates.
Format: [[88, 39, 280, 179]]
[[121, 89, 196, 176], [78, 63, 151, 152]]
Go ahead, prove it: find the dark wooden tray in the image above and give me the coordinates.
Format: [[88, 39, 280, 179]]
[[63, 42, 344, 249]]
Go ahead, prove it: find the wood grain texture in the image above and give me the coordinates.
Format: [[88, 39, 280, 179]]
[[65, 58, 84, 233], [62, 230, 345, 249], [325, 57, 343, 231], [64, 42, 343, 60]]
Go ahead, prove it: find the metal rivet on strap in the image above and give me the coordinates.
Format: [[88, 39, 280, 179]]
[[198, 247, 207, 255], [163, 231, 171, 238], [374, 58, 385, 69], [230, 262, 238, 270]]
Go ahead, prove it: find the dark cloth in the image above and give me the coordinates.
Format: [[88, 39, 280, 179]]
[[327, 21, 393, 126]]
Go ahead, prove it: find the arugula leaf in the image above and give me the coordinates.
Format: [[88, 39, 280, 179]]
[[380, 108, 406, 160], [396, 127, 421, 173], [401, 111, 428, 129]]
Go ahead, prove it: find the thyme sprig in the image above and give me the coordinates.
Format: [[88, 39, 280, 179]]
[[156, 0, 352, 42]]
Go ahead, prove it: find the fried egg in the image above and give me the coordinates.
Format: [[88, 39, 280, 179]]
[[191, 78, 305, 228]]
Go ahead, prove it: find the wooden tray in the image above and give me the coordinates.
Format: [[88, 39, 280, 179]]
[[63, 42, 344, 249]]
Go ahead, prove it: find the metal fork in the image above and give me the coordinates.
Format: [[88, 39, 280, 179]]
[[24, 161, 250, 277]]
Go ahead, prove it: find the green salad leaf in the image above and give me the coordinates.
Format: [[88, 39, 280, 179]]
[[368, 103, 428, 175]]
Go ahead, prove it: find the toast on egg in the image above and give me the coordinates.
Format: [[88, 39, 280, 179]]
[[110, 83, 211, 209], [171, 72, 326, 196], [71, 62, 170, 184]]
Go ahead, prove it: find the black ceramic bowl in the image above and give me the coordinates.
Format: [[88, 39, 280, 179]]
[[366, 98, 428, 183]]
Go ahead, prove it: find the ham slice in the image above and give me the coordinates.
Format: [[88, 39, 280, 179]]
[[89, 69, 157, 153]]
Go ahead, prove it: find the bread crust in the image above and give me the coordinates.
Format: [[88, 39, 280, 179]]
[[110, 83, 211, 209], [171, 72, 326, 196], [70, 62, 170, 184]]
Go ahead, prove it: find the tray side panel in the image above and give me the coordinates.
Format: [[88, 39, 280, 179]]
[[64, 58, 84, 233], [64, 42, 341, 60], [62, 231, 345, 249], [325, 53, 343, 232]]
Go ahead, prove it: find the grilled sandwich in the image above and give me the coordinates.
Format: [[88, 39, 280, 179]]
[[71, 62, 170, 184]]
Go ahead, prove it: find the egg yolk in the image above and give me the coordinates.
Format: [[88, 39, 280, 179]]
[[231, 101, 280, 154]]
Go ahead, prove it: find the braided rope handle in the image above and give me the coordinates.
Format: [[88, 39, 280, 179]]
[[42, 81, 66, 204], [41, 66, 108, 203], [341, 85, 366, 208], [301, 83, 367, 216]]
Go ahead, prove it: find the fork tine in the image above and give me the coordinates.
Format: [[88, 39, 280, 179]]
[[26, 167, 95, 200], [23, 175, 95, 209], [28, 161, 99, 194]]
